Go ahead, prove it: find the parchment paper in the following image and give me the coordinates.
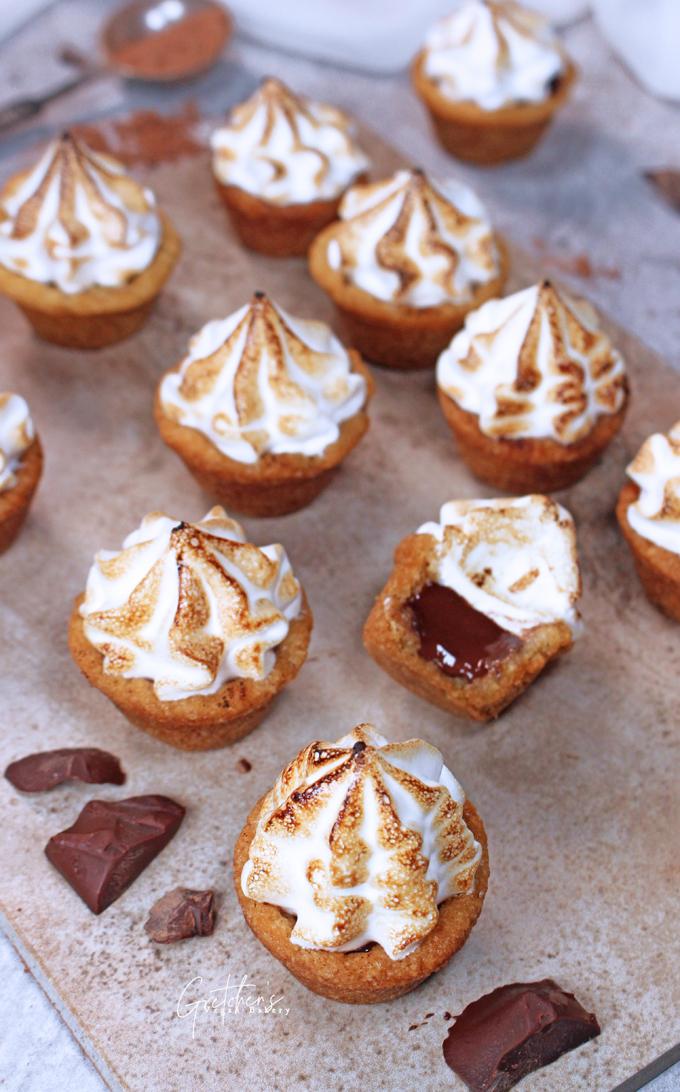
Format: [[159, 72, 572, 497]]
[[0, 133, 678, 1092]]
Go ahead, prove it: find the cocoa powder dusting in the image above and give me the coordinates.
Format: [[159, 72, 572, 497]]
[[532, 237, 620, 281], [73, 102, 204, 168], [108, 7, 231, 79]]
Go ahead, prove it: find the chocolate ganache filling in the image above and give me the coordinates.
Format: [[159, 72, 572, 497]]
[[407, 582, 522, 681]]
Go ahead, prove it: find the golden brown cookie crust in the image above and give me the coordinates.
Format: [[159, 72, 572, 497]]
[[234, 793, 489, 1004], [363, 532, 573, 722], [68, 592, 313, 750], [0, 437, 43, 555], [0, 214, 180, 349], [309, 231, 509, 370], [438, 386, 629, 494], [411, 53, 577, 166], [617, 480, 680, 622], [215, 177, 366, 258], [155, 352, 374, 517]]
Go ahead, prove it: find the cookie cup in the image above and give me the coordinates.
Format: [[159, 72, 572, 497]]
[[234, 793, 488, 1004], [438, 387, 629, 493], [0, 437, 43, 554], [363, 533, 573, 722], [68, 593, 313, 750], [411, 53, 577, 166], [215, 180, 363, 258], [309, 234, 508, 370], [617, 481, 680, 622], [0, 214, 180, 349], [155, 354, 374, 517]]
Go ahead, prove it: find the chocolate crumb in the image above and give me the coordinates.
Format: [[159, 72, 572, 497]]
[[408, 1023, 419, 1032], [443, 1012, 452, 1021], [236, 758, 252, 773], [145, 887, 215, 943], [645, 169, 680, 214], [5, 747, 125, 793]]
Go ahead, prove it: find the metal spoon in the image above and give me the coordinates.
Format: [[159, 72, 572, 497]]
[[0, 0, 232, 133]]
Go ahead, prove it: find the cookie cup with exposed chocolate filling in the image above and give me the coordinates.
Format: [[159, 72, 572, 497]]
[[234, 792, 488, 1004], [0, 436, 43, 554], [438, 392, 628, 493], [616, 482, 680, 622], [363, 531, 574, 722], [69, 592, 312, 750], [411, 53, 577, 166], [155, 354, 373, 518]]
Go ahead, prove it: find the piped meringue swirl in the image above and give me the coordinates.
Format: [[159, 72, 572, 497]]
[[241, 722, 481, 960], [0, 393, 35, 492], [626, 421, 680, 555], [417, 495, 581, 635], [326, 168, 500, 308], [79, 507, 302, 701], [437, 281, 628, 445], [422, 0, 566, 111], [211, 77, 369, 205], [159, 292, 367, 464], [0, 133, 161, 294]]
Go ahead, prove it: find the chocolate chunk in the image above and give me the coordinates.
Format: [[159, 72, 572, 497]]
[[145, 887, 215, 943], [5, 747, 125, 793], [45, 795, 185, 914], [443, 980, 600, 1091], [408, 582, 522, 681], [236, 758, 252, 773]]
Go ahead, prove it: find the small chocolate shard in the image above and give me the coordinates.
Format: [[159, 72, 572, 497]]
[[443, 980, 600, 1091], [645, 170, 680, 213], [5, 747, 125, 793], [145, 887, 215, 943], [45, 795, 185, 914], [236, 758, 252, 773]]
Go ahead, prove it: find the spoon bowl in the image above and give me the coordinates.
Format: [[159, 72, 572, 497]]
[[102, 0, 232, 82]]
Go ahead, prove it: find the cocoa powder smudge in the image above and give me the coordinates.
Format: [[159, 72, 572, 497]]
[[73, 101, 204, 168]]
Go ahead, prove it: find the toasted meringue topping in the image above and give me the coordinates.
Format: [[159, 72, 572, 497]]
[[325, 168, 500, 308], [0, 393, 35, 492], [159, 292, 367, 464], [437, 282, 628, 445], [241, 723, 481, 960], [626, 421, 680, 555], [0, 133, 161, 294], [422, 0, 566, 110], [417, 495, 581, 635], [79, 507, 302, 701], [211, 77, 368, 205]]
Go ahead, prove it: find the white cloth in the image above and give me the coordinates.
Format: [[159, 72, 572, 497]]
[[593, 0, 680, 101]]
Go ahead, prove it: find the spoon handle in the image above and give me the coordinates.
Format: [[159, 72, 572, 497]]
[[0, 71, 101, 134]]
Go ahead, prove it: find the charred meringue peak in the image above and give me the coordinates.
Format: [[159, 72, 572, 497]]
[[241, 722, 481, 960], [626, 421, 680, 555], [0, 393, 35, 492], [326, 168, 500, 308], [79, 506, 302, 701], [437, 281, 628, 444], [211, 77, 368, 205], [0, 132, 161, 294], [417, 495, 581, 635], [160, 291, 367, 464], [422, 1, 566, 111]]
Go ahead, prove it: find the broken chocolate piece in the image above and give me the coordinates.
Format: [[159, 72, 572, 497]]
[[5, 747, 125, 793], [145, 886, 215, 943], [645, 170, 680, 214], [45, 795, 185, 914], [408, 582, 522, 681], [236, 758, 252, 773], [443, 979, 600, 1091]]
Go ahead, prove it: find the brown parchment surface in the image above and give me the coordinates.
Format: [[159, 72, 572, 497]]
[[0, 133, 678, 1092]]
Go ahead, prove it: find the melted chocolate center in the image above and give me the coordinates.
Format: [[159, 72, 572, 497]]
[[407, 582, 522, 682]]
